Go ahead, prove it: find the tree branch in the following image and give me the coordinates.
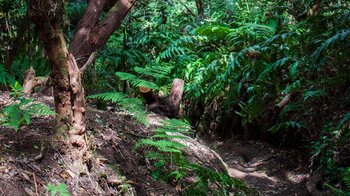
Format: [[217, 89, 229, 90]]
[[96, 0, 136, 48], [79, 52, 97, 73], [276, 93, 293, 108]]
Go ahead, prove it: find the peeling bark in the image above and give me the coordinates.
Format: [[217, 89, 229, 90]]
[[67, 52, 96, 148]]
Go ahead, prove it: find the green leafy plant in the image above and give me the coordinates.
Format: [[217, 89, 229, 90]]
[[0, 83, 55, 130], [9, 81, 24, 98], [115, 64, 174, 91], [46, 183, 70, 196], [0, 97, 56, 131], [136, 119, 249, 195], [0, 64, 14, 86], [87, 92, 148, 125]]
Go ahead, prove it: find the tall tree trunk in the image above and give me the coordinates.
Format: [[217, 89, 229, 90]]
[[195, 0, 204, 18], [28, 0, 74, 147], [27, 0, 136, 173]]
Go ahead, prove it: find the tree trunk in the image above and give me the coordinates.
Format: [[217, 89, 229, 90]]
[[27, 0, 136, 174], [69, 0, 136, 66], [195, 0, 204, 18]]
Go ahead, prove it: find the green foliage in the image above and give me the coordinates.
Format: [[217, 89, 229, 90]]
[[0, 83, 55, 131], [311, 112, 350, 193], [0, 64, 14, 86], [9, 81, 23, 98], [87, 92, 148, 125], [115, 72, 159, 90], [46, 183, 70, 196], [136, 119, 249, 195], [3, 0, 348, 193]]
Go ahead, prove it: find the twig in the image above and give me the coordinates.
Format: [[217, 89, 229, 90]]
[[32, 172, 39, 196], [125, 132, 147, 138], [33, 144, 44, 161], [0, 186, 4, 195], [24, 138, 65, 142], [79, 52, 97, 73], [276, 93, 293, 108]]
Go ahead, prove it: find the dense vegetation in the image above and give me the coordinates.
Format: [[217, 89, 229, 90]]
[[1, 0, 350, 194]]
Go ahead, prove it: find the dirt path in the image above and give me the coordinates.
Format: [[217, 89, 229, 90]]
[[202, 138, 311, 195]]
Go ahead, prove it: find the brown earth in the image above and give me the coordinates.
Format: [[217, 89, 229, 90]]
[[0, 93, 178, 195], [202, 136, 311, 195], [0, 92, 314, 195]]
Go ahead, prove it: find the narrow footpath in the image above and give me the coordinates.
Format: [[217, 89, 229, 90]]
[[203, 138, 310, 195]]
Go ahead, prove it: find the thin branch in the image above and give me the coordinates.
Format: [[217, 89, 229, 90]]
[[79, 52, 97, 73], [177, 0, 196, 17], [276, 93, 293, 108], [32, 172, 39, 196]]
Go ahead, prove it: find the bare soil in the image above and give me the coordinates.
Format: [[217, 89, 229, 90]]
[[0, 92, 312, 195], [0, 93, 178, 195], [202, 136, 311, 195]]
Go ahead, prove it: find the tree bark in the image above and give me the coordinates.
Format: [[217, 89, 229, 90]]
[[27, 0, 136, 173], [69, 0, 136, 66], [195, 0, 204, 18], [22, 66, 48, 95], [143, 78, 185, 118]]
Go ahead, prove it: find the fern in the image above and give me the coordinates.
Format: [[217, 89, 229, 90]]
[[312, 29, 350, 61], [157, 45, 188, 60], [88, 92, 126, 103], [0, 97, 55, 131], [135, 119, 249, 194], [87, 92, 148, 125], [115, 72, 160, 90], [0, 64, 14, 86], [134, 65, 173, 79], [268, 121, 303, 133]]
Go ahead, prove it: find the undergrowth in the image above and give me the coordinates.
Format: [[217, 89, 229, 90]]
[[0, 82, 55, 131], [135, 119, 250, 195]]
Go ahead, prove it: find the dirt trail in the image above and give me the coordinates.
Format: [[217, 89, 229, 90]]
[[202, 138, 311, 195]]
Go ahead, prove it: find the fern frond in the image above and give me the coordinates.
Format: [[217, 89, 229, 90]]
[[118, 98, 148, 125], [87, 92, 126, 103], [26, 103, 56, 116], [258, 57, 290, 80], [157, 45, 188, 60], [115, 72, 160, 90], [268, 121, 303, 133], [88, 92, 148, 125], [136, 139, 185, 153], [312, 29, 350, 61], [302, 89, 327, 101], [134, 65, 173, 79], [0, 64, 14, 86]]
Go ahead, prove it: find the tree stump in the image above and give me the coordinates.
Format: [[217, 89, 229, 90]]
[[141, 78, 185, 118]]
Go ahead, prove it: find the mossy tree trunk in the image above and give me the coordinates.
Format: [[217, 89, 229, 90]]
[[27, 0, 136, 172]]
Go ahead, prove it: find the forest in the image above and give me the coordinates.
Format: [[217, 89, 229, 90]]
[[0, 0, 349, 195]]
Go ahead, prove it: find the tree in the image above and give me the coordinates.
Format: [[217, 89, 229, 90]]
[[27, 0, 136, 169], [195, 0, 204, 18]]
